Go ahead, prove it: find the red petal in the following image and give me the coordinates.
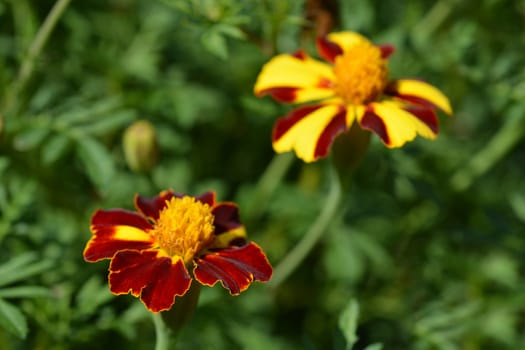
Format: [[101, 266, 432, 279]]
[[316, 36, 343, 63], [273, 104, 324, 142], [84, 209, 154, 262], [212, 202, 243, 235], [194, 192, 216, 207], [291, 50, 308, 60], [359, 106, 391, 145], [314, 107, 347, 159], [92, 209, 152, 230], [134, 191, 175, 221], [257, 87, 299, 103], [378, 44, 395, 59], [193, 243, 272, 294], [109, 250, 191, 312]]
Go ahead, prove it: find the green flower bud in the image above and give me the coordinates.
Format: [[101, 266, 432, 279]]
[[122, 120, 158, 172]]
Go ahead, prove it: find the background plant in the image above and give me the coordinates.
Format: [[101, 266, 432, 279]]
[[1, 0, 524, 349]]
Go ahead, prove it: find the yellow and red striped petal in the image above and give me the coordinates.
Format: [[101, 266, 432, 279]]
[[317, 31, 369, 63], [359, 101, 438, 147], [135, 190, 174, 220], [84, 209, 154, 262], [386, 79, 453, 115], [109, 250, 192, 312], [193, 243, 272, 294], [207, 202, 247, 249], [207, 226, 247, 250], [345, 105, 364, 128], [273, 103, 347, 162], [211, 202, 243, 235], [254, 51, 335, 104]]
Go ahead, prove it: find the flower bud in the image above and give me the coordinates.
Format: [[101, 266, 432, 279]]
[[122, 120, 158, 172]]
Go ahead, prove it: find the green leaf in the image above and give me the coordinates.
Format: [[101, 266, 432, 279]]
[[75, 276, 114, 317], [75, 136, 115, 191], [54, 97, 122, 126], [0, 286, 50, 299], [201, 29, 228, 59], [0, 253, 53, 288], [0, 253, 36, 282], [0, 298, 28, 339], [79, 109, 135, 136], [41, 133, 70, 165], [12, 127, 50, 151], [363, 344, 383, 350], [215, 23, 246, 39], [339, 299, 360, 350]]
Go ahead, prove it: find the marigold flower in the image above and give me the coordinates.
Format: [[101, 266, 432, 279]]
[[254, 31, 452, 162], [83, 190, 272, 312]]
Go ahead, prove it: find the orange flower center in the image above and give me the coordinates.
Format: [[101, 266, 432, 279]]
[[333, 41, 388, 105], [152, 196, 214, 264]]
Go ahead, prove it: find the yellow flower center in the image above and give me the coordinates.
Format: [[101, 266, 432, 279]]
[[151, 196, 215, 264], [333, 41, 388, 105]]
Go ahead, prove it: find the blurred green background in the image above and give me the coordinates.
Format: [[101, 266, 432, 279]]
[[1, 0, 525, 349]]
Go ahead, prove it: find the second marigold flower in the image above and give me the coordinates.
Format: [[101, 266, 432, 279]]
[[254, 31, 453, 162], [84, 190, 272, 312]]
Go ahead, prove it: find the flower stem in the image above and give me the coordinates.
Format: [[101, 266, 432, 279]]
[[152, 312, 173, 350], [3, 0, 72, 114], [246, 152, 295, 222], [269, 169, 342, 289], [450, 108, 525, 191]]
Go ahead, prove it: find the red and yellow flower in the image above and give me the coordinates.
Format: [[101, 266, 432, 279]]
[[254, 31, 452, 162], [84, 190, 272, 312]]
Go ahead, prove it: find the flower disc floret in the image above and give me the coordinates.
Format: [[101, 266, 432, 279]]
[[152, 196, 214, 264], [333, 41, 387, 105]]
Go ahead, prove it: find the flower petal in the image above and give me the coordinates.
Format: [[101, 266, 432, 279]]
[[254, 52, 335, 104], [193, 243, 272, 294], [386, 79, 452, 115], [378, 44, 395, 59], [273, 103, 347, 162], [316, 36, 343, 63], [319, 31, 369, 62], [194, 191, 216, 207], [84, 209, 154, 262], [402, 105, 439, 134], [135, 190, 175, 221], [207, 202, 247, 249], [208, 227, 247, 250], [359, 106, 389, 144], [109, 250, 191, 312], [212, 202, 243, 234], [359, 101, 437, 147], [346, 105, 363, 128]]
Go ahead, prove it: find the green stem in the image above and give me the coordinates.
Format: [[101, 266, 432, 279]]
[[152, 312, 173, 350], [246, 152, 294, 222], [413, 0, 452, 41], [269, 169, 342, 289], [3, 0, 72, 114], [450, 109, 525, 191]]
